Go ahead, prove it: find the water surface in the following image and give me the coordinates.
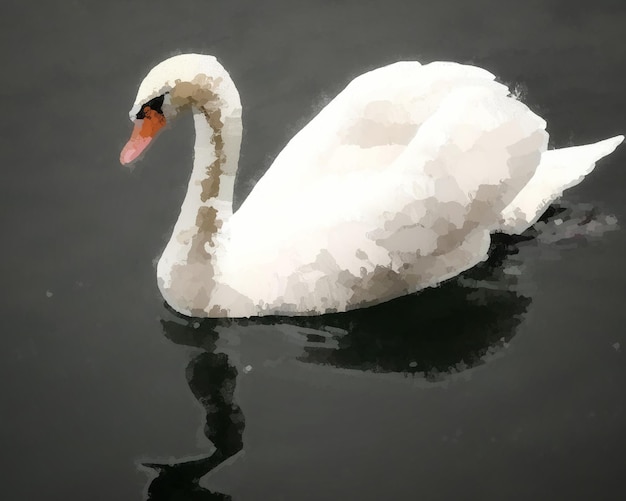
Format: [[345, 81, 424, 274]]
[[2, 1, 625, 499]]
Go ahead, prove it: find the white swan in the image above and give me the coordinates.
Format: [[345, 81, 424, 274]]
[[120, 54, 623, 318]]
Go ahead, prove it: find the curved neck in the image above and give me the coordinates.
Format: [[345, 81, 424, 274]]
[[173, 81, 242, 256], [183, 106, 239, 237], [157, 71, 243, 316]]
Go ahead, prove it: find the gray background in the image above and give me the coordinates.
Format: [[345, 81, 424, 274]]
[[1, 0, 625, 499]]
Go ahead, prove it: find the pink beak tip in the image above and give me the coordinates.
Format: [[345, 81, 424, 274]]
[[120, 136, 152, 166]]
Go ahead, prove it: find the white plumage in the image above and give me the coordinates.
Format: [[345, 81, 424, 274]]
[[121, 54, 623, 317]]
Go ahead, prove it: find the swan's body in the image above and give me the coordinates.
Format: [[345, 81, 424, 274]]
[[121, 54, 623, 318]]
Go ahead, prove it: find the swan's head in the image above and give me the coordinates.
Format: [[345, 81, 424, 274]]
[[120, 53, 232, 165]]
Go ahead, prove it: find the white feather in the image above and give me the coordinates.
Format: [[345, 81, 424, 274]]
[[124, 54, 622, 317]]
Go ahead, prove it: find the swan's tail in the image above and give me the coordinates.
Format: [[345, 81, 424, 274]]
[[499, 134, 624, 235]]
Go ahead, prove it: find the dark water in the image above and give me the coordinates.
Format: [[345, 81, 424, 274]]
[[2, 1, 626, 499]]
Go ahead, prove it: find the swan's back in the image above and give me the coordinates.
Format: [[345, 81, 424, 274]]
[[239, 61, 546, 211], [222, 61, 549, 312]]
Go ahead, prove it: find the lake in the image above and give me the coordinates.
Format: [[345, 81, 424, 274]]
[[2, 0, 625, 499]]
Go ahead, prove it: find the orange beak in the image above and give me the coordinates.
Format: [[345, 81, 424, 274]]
[[120, 107, 166, 165]]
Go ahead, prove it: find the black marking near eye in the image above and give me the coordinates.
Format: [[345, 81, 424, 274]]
[[136, 94, 165, 119]]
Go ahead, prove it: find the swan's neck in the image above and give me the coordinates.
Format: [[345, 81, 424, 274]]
[[184, 106, 237, 238], [157, 76, 243, 316]]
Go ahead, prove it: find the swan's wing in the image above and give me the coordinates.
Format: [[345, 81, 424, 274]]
[[239, 61, 515, 210], [275, 76, 548, 262], [224, 63, 549, 307], [499, 135, 624, 234], [237, 60, 548, 232]]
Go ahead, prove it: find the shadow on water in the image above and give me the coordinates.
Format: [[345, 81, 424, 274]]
[[142, 201, 616, 500], [142, 326, 242, 500]]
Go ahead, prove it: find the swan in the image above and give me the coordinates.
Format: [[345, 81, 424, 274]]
[[120, 53, 623, 318]]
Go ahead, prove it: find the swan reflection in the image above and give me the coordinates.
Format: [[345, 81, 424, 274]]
[[143, 324, 242, 501], [142, 201, 616, 499]]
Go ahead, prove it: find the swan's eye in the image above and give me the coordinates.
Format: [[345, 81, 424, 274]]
[[136, 94, 165, 120]]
